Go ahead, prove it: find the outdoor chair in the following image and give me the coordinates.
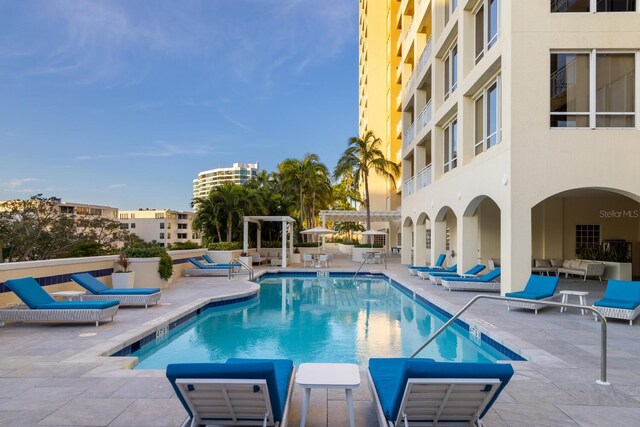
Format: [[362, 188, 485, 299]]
[[440, 268, 501, 292], [166, 358, 295, 427], [71, 273, 161, 308], [416, 264, 457, 280], [303, 254, 314, 268], [593, 280, 640, 325], [368, 358, 514, 427], [427, 264, 486, 285], [0, 277, 119, 327], [408, 254, 446, 276], [504, 275, 559, 314]]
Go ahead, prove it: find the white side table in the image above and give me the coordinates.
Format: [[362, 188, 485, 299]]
[[295, 363, 360, 427], [560, 290, 589, 315], [51, 291, 86, 301]]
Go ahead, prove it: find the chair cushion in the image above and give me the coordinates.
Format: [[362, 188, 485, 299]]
[[5, 277, 56, 309], [550, 258, 564, 268], [563, 259, 572, 268], [534, 259, 551, 268], [71, 273, 110, 294], [603, 280, 640, 302], [369, 358, 434, 421], [38, 300, 119, 310], [166, 359, 293, 422], [521, 275, 559, 298], [570, 260, 582, 270], [98, 288, 161, 295], [594, 297, 640, 310], [505, 291, 549, 300]]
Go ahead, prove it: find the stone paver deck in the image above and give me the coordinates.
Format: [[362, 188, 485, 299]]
[[0, 253, 639, 426]]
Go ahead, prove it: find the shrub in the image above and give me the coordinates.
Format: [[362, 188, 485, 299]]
[[296, 242, 321, 248], [122, 247, 173, 280], [208, 242, 242, 251], [354, 244, 384, 248], [169, 241, 202, 250]]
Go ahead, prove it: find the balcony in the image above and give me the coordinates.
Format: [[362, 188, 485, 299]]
[[403, 18, 415, 46], [403, 122, 415, 148], [416, 164, 432, 190], [418, 99, 433, 131], [418, 36, 433, 75], [404, 176, 415, 197]]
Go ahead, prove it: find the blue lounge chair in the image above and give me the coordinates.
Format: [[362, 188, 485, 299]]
[[416, 264, 458, 280], [201, 254, 217, 264], [368, 358, 513, 427], [505, 275, 559, 314], [441, 268, 501, 292], [408, 254, 446, 276], [0, 277, 119, 327], [166, 358, 295, 427], [71, 273, 161, 309], [424, 264, 486, 284], [188, 257, 239, 270], [593, 280, 640, 325]]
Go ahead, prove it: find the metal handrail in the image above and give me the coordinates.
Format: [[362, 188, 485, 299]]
[[410, 294, 610, 385], [228, 258, 254, 280]]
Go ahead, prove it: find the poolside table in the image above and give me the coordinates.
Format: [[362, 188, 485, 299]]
[[560, 290, 589, 315], [51, 290, 86, 301], [296, 363, 360, 427]]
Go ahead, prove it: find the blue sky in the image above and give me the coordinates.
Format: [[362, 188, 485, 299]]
[[0, 0, 358, 211]]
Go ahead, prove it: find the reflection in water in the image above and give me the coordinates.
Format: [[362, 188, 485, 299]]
[[133, 276, 509, 369]]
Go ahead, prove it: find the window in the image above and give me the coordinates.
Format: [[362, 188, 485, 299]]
[[445, 227, 451, 251], [119, 213, 129, 219], [397, 232, 402, 246], [121, 223, 129, 229], [90, 208, 102, 216], [178, 233, 188, 239], [160, 223, 165, 229], [374, 234, 386, 247], [444, 45, 458, 99], [576, 224, 600, 249], [159, 233, 165, 239], [475, 79, 501, 155], [130, 223, 136, 229], [444, 119, 458, 173], [551, 0, 636, 12], [178, 223, 187, 230], [445, 0, 458, 25], [426, 229, 432, 249], [60, 206, 74, 214], [551, 51, 635, 128], [155, 213, 165, 219], [475, 0, 499, 63]]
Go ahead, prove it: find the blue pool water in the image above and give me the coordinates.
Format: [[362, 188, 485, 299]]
[[132, 275, 515, 369]]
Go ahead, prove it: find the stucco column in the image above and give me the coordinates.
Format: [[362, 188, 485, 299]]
[[414, 221, 427, 266], [431, 220, 447, 267], [501, 203, 532, 294], [401, 222, 413, 265], [281, 220, 287, 268], [257, 224, 262, 251], [243, 219, 249, 254], [289, 222, 294, 261], [458, 215, 479, 273], [321, 213, 326, 248]]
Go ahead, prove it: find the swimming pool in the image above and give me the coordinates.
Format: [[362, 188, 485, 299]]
[[131, 274, 522, 369]]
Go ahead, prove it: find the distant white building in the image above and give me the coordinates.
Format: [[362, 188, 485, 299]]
[[118, 209, 201, 247], [192, 162, 259, 200], [59, 202, 118, 219]]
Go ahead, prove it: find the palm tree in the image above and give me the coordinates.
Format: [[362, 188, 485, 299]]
[[334, 131, 400, 237], [278, 153, 332, 233]]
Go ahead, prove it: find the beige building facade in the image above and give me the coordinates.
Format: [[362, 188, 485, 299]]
[[388, 0, 640, 292], [118, 209, 201, 247], [192, 163, 259, 201]]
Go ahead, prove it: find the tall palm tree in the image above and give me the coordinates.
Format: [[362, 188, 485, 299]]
[[278, 153, 332, 233], [334, 131, 400, 237]]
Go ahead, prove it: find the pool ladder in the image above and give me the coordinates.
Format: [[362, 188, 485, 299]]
[[228, 258, 254, 280], [410, 294, 610, 385]]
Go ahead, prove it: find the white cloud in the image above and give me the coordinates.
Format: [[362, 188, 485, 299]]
[[107, 183, 127, 189], [73, 141, 214, 161], [0, 178, 57, 194]]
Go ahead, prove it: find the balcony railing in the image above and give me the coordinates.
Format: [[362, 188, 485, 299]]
[[405, 70, 416, 90], [403, 18, 415, 46], [416, 164, 432, 190], [418, 36, 433, 75], [403, 122, 415, 148], [418, 99, 433, 131], [404, 176, 415, 196]]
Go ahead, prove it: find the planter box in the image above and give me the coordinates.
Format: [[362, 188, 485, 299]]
[[291, 253, 301, 264], [125, 257, 167, 289], [111, 272, 135, 288], [239, 256, 252, 267], [601, 261, 633, 281], [206, 250, 242, 264], [338, 244, 354, 254]]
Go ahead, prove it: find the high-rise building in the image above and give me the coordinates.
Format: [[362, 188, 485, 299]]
[[364, 1, 640, 292], [192, 163, 259, 200], [118, 209, 201, 247]]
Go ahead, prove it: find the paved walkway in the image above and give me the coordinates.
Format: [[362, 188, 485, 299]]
[[0, 253, 639, 426]]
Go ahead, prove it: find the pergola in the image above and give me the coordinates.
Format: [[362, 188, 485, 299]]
[[242, 216, 296, 267]]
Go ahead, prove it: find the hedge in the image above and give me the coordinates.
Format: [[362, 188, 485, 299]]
[[208, 242, 243, 250]]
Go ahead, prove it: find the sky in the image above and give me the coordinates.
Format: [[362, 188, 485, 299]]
[[0, 0, 358, 211]]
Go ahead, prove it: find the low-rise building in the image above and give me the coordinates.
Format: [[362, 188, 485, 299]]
[[118, 209, 201, 247]]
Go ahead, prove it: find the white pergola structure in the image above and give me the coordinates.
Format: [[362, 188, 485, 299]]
[[318, 210, 402, 248], [242, 216, 296, 267]]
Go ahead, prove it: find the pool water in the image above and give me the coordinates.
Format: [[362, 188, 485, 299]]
[[132, 275, 513, 369]]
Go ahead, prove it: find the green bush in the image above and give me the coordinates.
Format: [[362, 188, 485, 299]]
[[169, 241, 202, 250], [354, 244, 384, 248], [296, 242, 321, 248], [122, 247, 174, 280], [259, 241, 284, 248], [208, 242, 242, 251]]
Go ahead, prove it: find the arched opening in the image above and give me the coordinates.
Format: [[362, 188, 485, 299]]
[[415, 213, 431, 266], [433, 206, 457, 268], [532, 188, 640, 281], [463, 196, 501, 272], [401, 217, 414, 265]]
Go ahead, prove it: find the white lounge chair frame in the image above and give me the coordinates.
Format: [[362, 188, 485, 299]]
[[174, 368, 295, 427], [184, 268, 235, 277], [368, 371, 502, 427], [592, 304, 640, 325], [0, 303, 118, 327], [441, 279, 500, 293], [82, 292, 161, 309], [506, 295, 555, 315]]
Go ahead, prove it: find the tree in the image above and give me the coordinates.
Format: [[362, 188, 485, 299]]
[[278, 153, 332, 234], [334, 131, 400, 240]]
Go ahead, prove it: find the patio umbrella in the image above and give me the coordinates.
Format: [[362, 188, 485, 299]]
[[301, 227, 337, 254], [360, 229, 387, 248]]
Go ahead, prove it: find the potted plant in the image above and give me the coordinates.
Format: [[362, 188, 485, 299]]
[[291, 247, 301, 264], [239, 251, 252, 266], [112, 253, 135, 288]]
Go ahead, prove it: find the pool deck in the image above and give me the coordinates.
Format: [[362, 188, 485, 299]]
[[0, 253, 639, 426]]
